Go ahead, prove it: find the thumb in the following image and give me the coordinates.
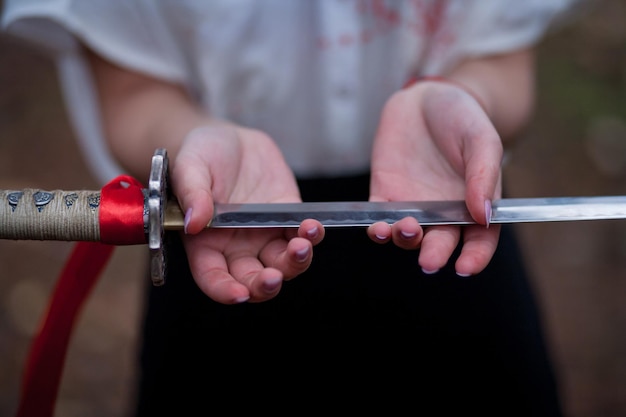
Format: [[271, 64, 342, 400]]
[[463, 125, 503, 227], [170, 147, 216, 235]]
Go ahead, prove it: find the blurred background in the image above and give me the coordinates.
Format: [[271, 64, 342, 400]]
[[1, 1, 626, 416]]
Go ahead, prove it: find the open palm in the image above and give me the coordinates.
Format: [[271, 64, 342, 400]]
[[370, 81, 503, 275], [172, 126, 324, 304]]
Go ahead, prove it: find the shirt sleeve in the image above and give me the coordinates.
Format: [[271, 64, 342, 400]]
[[1, 0, 196, 184], [455, 0, 587, 57], [1, 0, 187, 83], [418, 0, 587, 75]]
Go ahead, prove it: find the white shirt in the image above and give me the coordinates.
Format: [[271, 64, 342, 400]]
[[2, 0, 581, 183]]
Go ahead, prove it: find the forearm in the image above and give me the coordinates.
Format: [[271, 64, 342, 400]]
[[85, 48, 213, 180], [447, 48, 536, 141]]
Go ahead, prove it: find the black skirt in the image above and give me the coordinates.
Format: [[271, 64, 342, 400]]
[[133, 174, 563, 416]]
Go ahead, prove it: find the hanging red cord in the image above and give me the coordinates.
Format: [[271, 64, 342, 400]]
[[15, 175, 146, 417]]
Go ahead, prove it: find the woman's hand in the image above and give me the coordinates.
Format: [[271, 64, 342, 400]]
[[173, 125, 324, 304], [368, 79, 503, 276]]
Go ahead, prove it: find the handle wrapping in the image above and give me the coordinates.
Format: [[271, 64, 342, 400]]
[[0, 189, 101, 241]]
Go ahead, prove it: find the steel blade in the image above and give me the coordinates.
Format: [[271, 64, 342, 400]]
[[162, 196, 626, 229], [490, 196, 626, 223]]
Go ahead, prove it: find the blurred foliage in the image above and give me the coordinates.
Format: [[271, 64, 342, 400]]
[[536, 0, 626, 133]]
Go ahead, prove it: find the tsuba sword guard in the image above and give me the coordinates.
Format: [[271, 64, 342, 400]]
[[148, 148, 169, 286]]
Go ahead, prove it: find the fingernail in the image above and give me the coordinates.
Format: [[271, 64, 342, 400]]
[[234, 296, 250, 303], [456, 272, 472, 278], [295, 246, 310, 262], [401, 230, 417, 239], [375, 234, 387, 241], [184, 208, 192, 234], [484, 199, 492, 228], [263, 276, 282, 292], [306, 227, 318, 239], [422, 268, 439, 275]]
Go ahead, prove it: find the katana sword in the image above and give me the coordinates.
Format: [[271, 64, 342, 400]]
[[2, 148, 626, 286]]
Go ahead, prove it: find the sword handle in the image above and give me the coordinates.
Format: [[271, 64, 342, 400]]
[[0, 189, 102, 241], [1, 148, 172, 287]]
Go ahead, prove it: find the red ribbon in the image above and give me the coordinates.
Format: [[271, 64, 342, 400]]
[[15, 175, 146, 417], [15, 241, 114, 417], [99, 174, 146, 245]]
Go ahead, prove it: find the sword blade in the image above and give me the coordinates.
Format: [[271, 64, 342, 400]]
[[162, 196, 626, 229]]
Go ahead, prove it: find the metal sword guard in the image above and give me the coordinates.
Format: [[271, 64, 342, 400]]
[[148, 148, 169, 286]]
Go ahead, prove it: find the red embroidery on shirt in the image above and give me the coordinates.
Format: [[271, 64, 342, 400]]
[[371, 0, 401, 26], [412, 0, 446, 36], [317, 0, 456, 52], [408, 0, 456, 61], [339, 33, 356, 46]]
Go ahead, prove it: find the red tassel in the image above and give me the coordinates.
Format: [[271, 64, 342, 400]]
[[15, 241, 115, 417], [15, 174, 146, 417]]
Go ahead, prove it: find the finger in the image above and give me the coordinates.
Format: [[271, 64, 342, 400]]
[[418, 226, 461, 274], [171, 147, 216, 235], [259, 236, 314, 281], [297, 219, 325, 245], [183, 235, 252, 304], [455, 225, 501, 276], [367, 221, 392, 244], [390, 216, 423, 249], [226, 251, 285, 302]]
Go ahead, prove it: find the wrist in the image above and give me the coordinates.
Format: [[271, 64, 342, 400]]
[[403, 75, 488, 114]]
